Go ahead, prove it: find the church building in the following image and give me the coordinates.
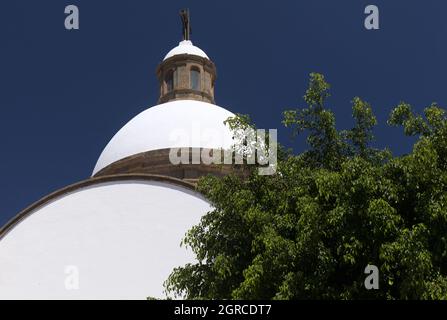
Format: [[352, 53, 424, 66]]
[[0, 10, 237, 299]]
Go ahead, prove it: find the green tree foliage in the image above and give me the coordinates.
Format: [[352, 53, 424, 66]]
[[164, 73, 447, 300]]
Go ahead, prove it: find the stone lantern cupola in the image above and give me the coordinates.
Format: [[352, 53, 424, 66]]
[[156, 10, 217, 104]]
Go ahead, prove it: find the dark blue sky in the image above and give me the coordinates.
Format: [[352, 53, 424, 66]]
[[0, 0, 446, 225]]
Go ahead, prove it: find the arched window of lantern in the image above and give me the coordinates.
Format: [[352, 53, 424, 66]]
[[190, 67, 201, 91], [165, 70, 174, 92]]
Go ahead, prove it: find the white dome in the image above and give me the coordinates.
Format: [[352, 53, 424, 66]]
[[93, 100, 235, 175], [0, 179, 209, 299], [163, 40, 209, 61]]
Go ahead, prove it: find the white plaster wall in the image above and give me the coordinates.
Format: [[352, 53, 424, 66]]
[[0, 180, 210, 300]]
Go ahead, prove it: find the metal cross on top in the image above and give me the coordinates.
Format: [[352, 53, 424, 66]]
[[180, 8, 191, 41]]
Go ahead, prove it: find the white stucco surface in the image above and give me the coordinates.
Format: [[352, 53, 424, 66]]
[[92, 100, 235, 175], [164, 40, 209, 60], [0, 180, 210, 300]]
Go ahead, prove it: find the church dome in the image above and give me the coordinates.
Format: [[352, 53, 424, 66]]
[[0, 10, 243, 300], [94, 15, 231, 179], [92, 100, 235, 176], [163, 40, 209, 61]]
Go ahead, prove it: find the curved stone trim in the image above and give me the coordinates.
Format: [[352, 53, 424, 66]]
[[158, 88, 215, 104], [93, 148, 247, 182], [0, 174, 196, 241], [160, 54, 216, 72]]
